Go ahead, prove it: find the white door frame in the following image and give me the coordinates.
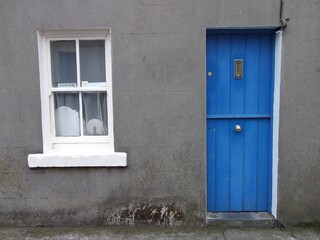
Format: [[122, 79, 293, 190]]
[[271, 30, 283, 218]]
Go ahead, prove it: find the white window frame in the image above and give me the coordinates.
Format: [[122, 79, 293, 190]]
[[28, 29, 126, 168]]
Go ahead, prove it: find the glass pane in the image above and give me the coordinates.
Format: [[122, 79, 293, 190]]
[[51, 41, 77, 87], [82, 92, 108, 136], [80, 40, 106, 87], [54, 93, 80, 137]]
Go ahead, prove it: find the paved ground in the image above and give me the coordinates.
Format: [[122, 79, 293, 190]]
[[0, 227, 319, 240]]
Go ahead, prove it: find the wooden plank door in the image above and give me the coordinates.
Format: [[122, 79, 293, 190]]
[[206, 30, 274, 212]]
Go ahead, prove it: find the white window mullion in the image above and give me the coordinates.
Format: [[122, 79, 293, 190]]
[[76, 39, 81, 87], [76, 39, 84, 136], [79, 92, 84, 136]]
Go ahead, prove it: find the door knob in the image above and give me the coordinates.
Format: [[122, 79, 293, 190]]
[[234, 125, 241, 133]]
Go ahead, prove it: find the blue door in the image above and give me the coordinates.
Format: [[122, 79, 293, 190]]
[[206, 30, 274, 212]]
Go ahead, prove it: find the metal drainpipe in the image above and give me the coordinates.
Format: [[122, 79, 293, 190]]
[[280, 0, 289, 31]]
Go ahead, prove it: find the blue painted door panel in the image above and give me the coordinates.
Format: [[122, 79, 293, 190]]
[[206, 32, 274, 212]]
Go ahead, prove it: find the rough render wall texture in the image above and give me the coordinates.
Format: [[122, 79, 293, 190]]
[[277, 0, 320, 226], [0, 0, 318, 227]]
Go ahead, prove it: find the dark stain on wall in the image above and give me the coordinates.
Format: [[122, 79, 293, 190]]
[[103, 203, 184, 226]]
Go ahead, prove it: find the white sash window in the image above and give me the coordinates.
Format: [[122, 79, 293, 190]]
[[28, 30, 126, 168]]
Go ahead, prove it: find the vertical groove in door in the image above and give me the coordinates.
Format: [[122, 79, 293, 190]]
[[241, 119, 244, 211], [257, 36, 261, 210], [228, 35, 231, 210], [255, 120, 259, 210], [214, 37, 218, 115], [214, 36, 218, 211], [257, 36, 262, 210], [258, 35, 262, 113], [243, 35, 247, 112], [228, 120, 231, 210], [256, 119, 260, 209], [213, 120, 218, 209], [229, 34, 232, 115], [242, 35, 247, 210], [229, 34, 233, 210], [256, 36, 262, 211], [242, 119, 245, 211], [242, 35, 248, 211]]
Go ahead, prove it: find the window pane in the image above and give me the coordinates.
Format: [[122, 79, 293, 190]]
[[82, 92, 108, 136], [51, 41, 77, 87], [80, 40, 106, 87], [54, 93, 80, 137]]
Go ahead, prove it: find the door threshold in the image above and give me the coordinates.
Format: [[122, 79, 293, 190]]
[[207, 212, 281, 228]]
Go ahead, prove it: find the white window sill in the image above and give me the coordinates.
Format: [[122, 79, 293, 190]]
[[28, 152, 127, 168]]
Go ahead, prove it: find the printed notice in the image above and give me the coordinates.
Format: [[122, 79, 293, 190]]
[[58, 83, 77, 87], [82, 81, 107, 87]]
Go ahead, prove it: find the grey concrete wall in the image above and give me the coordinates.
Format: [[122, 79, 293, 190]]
[[277, 0, 320, 226], [0, 0, 318, 227]]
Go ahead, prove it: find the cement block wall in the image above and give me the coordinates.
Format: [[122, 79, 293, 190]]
[[0, 0, 319, 227]]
